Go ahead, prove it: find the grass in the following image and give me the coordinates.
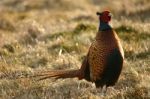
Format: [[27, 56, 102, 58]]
[[0, 0, 150, 99]]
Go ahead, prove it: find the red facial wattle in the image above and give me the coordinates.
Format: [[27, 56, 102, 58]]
[[97, 11, 111, 23], [100, 15, 111, 23]]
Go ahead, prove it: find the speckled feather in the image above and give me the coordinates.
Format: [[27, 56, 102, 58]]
[[87, 30, 124, 85]]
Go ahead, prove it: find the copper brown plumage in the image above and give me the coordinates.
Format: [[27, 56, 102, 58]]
[[34, 11, 124, 89]]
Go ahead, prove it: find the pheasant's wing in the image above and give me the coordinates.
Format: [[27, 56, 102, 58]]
[[88, 40, 107, 82], [94, 48, 124, 87], [88, 30, 124, 86]]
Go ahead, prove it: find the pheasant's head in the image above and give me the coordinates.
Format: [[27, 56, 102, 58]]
[[96, 11, 111, 23]]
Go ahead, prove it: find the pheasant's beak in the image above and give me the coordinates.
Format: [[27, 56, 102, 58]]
[[96, 12, 102, 16], [108, 13, 113, 17]]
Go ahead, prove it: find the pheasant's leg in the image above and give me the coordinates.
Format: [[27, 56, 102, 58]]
[[96, 85, 107, 96], [101, 85, 107, 96]]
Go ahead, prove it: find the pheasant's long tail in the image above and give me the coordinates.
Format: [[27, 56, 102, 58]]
[[32, 69, 81, 80]]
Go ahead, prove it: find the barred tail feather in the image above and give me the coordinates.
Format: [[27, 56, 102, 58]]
[[33, 69, 80, 80]]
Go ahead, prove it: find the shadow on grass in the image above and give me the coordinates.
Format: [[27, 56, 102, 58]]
[[41, 23, 96, 44], [127, 7, 150, 22], [136, 51, 150, 59], [125, 50, 150, 60], [73, 23, 96, 34], [0, 18, 16, 31], [46, 23, 96, 53], [2, 44, 15, 53], [72, 15, 95, 21], [29, 57, 48, 68], [47, 42, 79, 54], [115, 25, 150, 42], [115, 25, 137, 33], [115, 5, 150, 22]]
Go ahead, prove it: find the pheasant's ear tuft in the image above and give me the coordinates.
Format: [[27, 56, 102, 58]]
[[96, 12, 102, 16]]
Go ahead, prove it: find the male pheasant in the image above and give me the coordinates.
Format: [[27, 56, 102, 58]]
[[34, 11, 124, 89]]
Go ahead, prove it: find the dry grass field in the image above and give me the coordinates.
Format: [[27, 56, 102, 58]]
[[0, 0, 150, 99]]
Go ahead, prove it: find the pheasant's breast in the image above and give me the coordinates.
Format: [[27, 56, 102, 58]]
[[88, 31, 123, 82]]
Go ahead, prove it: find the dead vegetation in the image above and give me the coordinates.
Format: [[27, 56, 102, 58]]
[[0, 0, 150, 99]]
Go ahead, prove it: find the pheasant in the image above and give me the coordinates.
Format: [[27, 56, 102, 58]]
[[34, 11, 124, 89]]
